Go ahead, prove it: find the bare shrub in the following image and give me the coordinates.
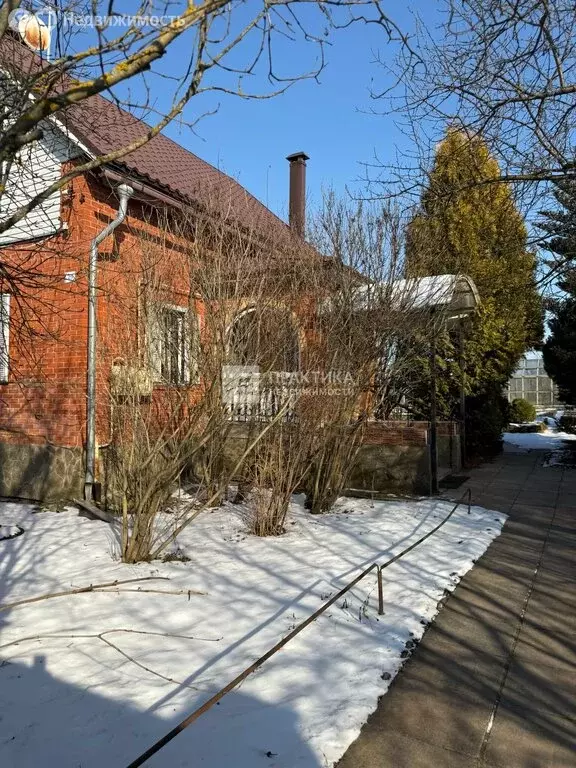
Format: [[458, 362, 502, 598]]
[[304, 421, 366, 515], [107, 386, 207, 563], [242, 421, 309, 536], [105, 189, 443, 554], [235, 195, 440, 525], [101, 203, 305, 560], [299, 195, 432, 513]]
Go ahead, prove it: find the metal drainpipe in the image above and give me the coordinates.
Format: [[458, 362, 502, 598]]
[[84, 183, 133, 501]]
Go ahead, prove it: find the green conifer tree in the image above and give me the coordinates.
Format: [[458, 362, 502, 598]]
[[538, 179, 576, 404], [406, 129, 542, 457]]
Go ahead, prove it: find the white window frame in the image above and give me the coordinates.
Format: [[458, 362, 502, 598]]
[[149, 303, 197, 386], [0, 293, 10, 383]]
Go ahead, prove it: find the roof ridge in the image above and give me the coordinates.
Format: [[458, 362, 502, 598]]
[[84, 89, 292, 231], [0, 33, 296, 246]]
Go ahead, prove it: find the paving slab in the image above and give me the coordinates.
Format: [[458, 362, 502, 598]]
[[340, 729, 476, 768], [500, 658, 576, 718], [481, 705, 576, 768], [337, 449, 576, 768]]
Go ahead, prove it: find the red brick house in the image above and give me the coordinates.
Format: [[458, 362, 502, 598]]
[[0, 38, 475, 504], [0, 38, 311, 502]]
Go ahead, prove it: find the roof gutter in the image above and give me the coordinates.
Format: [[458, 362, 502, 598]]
[[101, 167, 187, 211], [100, 167, 307, 260], [84, 183, 134, 501]]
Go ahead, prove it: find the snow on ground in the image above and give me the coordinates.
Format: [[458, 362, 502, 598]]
[[535, 415, 559, 428], [503, 428, 576, 453], [0, 495, 505, 768]]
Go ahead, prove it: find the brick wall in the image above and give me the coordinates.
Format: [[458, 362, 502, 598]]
[[362, 422, 428, 447], [361, 420, 460, 447], [0, 171, 199, 499]]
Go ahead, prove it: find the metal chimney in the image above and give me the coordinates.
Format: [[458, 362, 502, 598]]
[[286, 151, 309, 237]]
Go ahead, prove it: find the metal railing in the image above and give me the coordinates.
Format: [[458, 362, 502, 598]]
[[223, 370, 297, 422], [126, 488, 472, 768]]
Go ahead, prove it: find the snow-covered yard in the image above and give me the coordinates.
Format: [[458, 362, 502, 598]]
[[0, 495, 505, 767], [503, 428, 576, 453]]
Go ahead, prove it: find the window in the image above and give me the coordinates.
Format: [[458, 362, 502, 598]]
[[0, 294, 9, 383], [227, 307, 300, 372], [149, 305, 195, 385], [538, 376, 552, 391]]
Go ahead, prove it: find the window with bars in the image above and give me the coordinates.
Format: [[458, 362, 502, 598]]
[[0, 294, 9, 383], [149, 305, 196, 386]]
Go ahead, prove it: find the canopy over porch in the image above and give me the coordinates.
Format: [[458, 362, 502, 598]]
[[390, 274, 480, 319], [348, 273, 480, 320]]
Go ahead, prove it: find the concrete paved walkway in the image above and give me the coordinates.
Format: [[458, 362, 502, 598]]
[[337, 447, 576, 768]]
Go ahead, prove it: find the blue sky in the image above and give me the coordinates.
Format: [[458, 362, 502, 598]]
[[111, 1, 440, 222], [168, 3, 437, 220], [33, 0, 438, 220]]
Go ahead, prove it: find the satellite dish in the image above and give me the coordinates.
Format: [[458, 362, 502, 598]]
[[9, 10, 51, 54]]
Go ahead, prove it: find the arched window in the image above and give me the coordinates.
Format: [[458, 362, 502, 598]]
[[227, 307, 300, 372]]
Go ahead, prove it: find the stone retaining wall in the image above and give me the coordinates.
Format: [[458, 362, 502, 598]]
[[222, 420, 462, 497], [0, 442, 84, 502], [0, 420, 461, 502], [350, 421, 461, 495]]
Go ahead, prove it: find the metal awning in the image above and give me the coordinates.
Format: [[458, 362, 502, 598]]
[[333, 273, 480, 319], [389, 274, 480, 320]]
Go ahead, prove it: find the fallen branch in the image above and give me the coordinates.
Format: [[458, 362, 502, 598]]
[[0, 628, 222, 651], [0, 628, 222, 691], [0, 577, 170, 613], [98, 629, 219, 690], [99, 588, 206, 598]]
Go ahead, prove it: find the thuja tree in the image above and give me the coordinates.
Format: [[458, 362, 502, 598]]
[[406, 129, 542, 458]]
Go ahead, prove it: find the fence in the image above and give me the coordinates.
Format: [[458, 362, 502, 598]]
[[222, 369, 297, 422]]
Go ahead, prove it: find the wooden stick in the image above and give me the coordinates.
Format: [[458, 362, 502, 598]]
[[0, 576, 170, 612], [99, 588, 206, 597]]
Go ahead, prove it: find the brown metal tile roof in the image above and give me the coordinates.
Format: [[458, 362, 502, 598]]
[[70, 94, 296, 244], [1, 34, 296, 247]]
